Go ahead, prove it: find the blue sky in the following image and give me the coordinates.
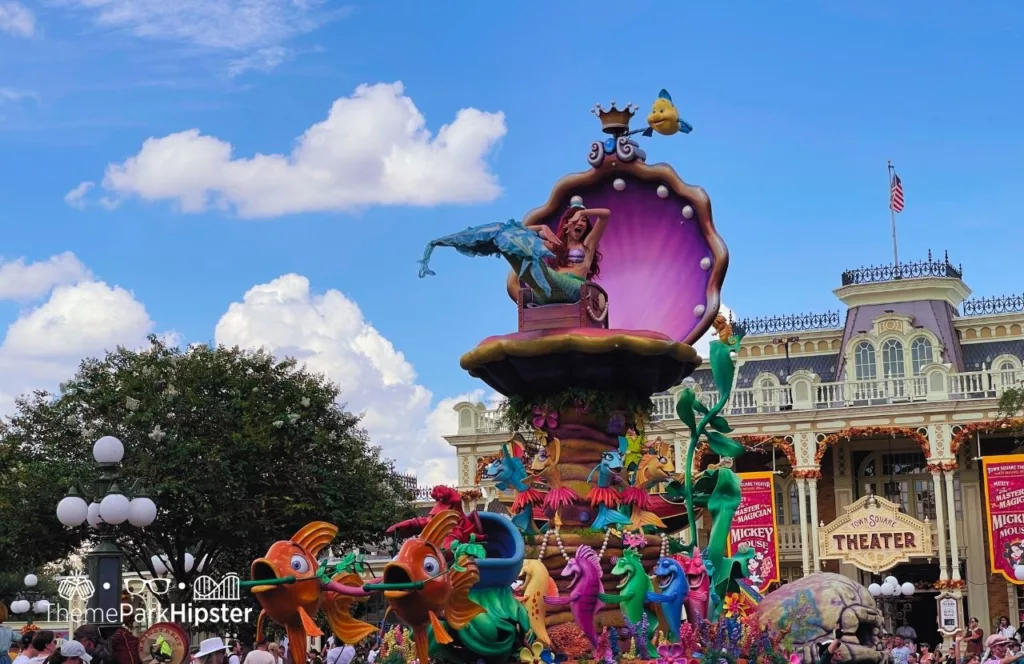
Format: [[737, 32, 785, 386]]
[[1, 1, 1022, 482]]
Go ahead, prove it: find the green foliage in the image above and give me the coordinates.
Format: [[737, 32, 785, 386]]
[[0, 572, 59, 606], [0, 336, 414, 627], [998, 386, 1024, 421], [705, 431, 745, 458], [497, 389, 653, 433]]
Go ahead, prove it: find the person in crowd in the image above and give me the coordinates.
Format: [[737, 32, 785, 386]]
[[892, 636, 913, 664], [241, 639, 274, 664], [307, 649, 322, 664], [963, 619, 986, 661], [920, 643, 934, 664], [897, 620, 919, 643], [13, 633, 38, 664], [194, 639, 231, 664], [110, 614, 141, 664], [28, 632, 56, 664], [365, 640, 378, 664], [817, 634, 843, 664], [982, 635, 1021, 664], [59, 640, 95, 664], [266, 645, 283, 664], [228, 643, 243, 664], [0, 604, 17, 664], [998, 618, 1018, 641], [73, 625, 111, 664]]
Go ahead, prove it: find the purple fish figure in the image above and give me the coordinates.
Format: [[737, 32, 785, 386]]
[[544, 545, 604, 648]]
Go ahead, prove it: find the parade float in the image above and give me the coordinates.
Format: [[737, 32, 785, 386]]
[[244, 93, 888, 664]]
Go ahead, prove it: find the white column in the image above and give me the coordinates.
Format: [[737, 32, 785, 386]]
[[675, 436, 685, 478], [931, 469, 950, 580], [797, 477, 811, 576], [808, 476, 822, 570], [944, 470, 961, 580]]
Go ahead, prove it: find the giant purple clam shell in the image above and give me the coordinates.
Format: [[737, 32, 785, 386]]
[[515, 160, 728, 345]]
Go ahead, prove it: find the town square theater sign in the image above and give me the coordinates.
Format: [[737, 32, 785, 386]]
[[818, 494, 934, 573]]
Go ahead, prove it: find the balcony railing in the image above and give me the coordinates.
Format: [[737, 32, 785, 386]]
[[840, 251, 962, 286], [961, 293, 1024, 317], [464, 366, 1024, 434]]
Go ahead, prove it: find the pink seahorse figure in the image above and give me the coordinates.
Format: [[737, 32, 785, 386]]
[[544, 545, 604, 648]]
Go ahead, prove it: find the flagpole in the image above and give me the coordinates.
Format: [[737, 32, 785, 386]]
[[888, 160, 899, 265]]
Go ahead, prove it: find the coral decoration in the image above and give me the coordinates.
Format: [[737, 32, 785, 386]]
[[596, 627, 612, 662], [548, 623, 594, 659], [460, 488, 484, 502], [926, 461, 957, 473]]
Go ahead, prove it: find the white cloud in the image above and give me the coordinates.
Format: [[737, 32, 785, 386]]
[[693, 303, 735, 360], [0, 1, 35, 37], [0, 88, 38, 104], [214, 273, 466, 484], [65, 181, 95, 209], [0, 266, 155, 414], [3, 281, 153, 358], [97, 82, 507, 218], [227, 46, 289, 77], [0, 252, 93, 301], [60, 0, 331, 60]]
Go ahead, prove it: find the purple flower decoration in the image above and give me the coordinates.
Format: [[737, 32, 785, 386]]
[[532, 406, 558, 430], [657, 644, 686, 664]]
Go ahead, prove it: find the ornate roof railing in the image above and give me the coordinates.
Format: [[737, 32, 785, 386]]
[[961, 294, 1024, 317], [840, 250, 962, 286], [735, 311, 843, 335]]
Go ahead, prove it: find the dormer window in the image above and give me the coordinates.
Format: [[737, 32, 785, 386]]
[[881, 339, 906, 379], [854, 341, 877, 380], [910, 337, 934, 375]]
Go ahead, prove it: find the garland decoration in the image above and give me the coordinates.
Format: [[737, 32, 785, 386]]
[[816, 426, 930, 464], [692, 435, 796, 474], [950, 418, 1024, 457]]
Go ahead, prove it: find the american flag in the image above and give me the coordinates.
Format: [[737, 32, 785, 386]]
[[890, 172, 905, 213]]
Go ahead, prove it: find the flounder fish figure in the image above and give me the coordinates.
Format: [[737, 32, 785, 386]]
[[382, 510, 487, 664], [249, 522, 377, 664], [646, 89, 693, 136]]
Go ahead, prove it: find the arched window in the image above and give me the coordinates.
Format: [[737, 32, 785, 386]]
[[758, 375, 778, 410], [854, 341, 877, 380], [881, 339, 905, 379], [775, 481, 785, 524], [788, 483, 800, 524], [910, 337, 934, 375]]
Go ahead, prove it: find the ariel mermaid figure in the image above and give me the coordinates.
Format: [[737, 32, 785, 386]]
[[418, 199, 611, 305], [529, 431, 579, 515]]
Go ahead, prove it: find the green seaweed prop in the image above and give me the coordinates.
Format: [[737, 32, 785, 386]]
[[427, 586, 532, 664], [677, 316, 751, 617]]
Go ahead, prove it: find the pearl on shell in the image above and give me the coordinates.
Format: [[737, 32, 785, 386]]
[[694, 304, 706, 316], [682, 205, 694, 219], [700, 257, 712, 270], [570, 195, 583, 207], [657, 185, 669, 198], [613, 178, 626, 191]]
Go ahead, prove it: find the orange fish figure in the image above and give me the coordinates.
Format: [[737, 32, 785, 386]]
[[250, 522, 377, 664], [382, 510, 486, 664]]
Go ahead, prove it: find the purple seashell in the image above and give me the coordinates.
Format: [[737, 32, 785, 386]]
[[519, 163, 727, 344]]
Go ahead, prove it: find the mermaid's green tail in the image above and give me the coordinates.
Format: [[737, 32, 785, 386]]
[[418, 219, 584, 304]]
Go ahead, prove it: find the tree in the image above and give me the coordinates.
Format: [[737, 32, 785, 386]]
[[0, 337, 414, 613], [998, 386, 1024, 421]]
